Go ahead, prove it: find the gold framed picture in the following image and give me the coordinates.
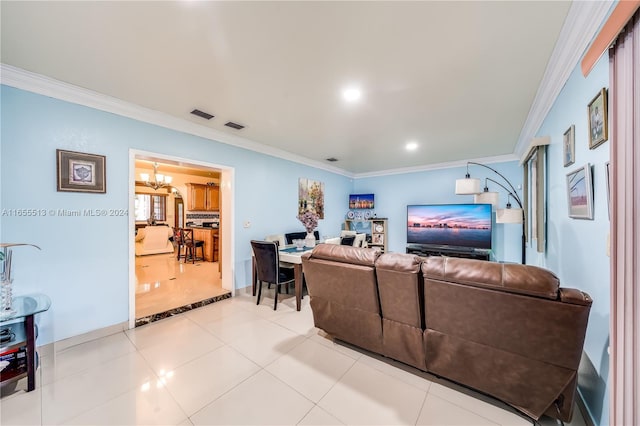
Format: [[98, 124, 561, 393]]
[[56, 149, 106, 193], [588, 88, 608, 149]]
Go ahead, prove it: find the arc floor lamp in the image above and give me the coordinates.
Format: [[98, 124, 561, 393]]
[[455, 162, 526, 264]]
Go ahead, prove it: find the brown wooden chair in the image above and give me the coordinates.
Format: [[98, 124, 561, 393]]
[[174, 228, 204, 264]]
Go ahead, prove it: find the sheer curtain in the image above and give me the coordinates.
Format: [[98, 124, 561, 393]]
[[609, 10, 639, 426]]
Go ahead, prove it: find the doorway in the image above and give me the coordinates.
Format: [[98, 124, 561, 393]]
[[174, 197, 184, 228], [129, 150, 234, 328]]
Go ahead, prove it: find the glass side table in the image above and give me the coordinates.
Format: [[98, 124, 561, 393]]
[[0, 294, 51, 392]]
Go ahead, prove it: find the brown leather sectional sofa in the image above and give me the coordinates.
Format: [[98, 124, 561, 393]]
[[301, 244, 592, 422]]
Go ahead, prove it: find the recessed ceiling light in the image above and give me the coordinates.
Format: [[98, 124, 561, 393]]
[[405, 142, 419, 151], [342, 87, 362, 103]]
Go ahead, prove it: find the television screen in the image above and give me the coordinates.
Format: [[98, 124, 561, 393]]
[[349, 193, 374, 209], [407, 204, 492, 250]]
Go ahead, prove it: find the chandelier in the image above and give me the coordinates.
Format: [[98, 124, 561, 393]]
[[140, 162, 172, 190]]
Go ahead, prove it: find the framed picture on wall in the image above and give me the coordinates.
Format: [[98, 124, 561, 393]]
[[566, 164, 593, 220], [56, 149, 106, 193], [588, 88, 608, 149], [563, 125, 575, 167]]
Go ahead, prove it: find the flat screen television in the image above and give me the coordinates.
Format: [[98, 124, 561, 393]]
[[407, 204, 492, 250], [349, 193, 374, 209]]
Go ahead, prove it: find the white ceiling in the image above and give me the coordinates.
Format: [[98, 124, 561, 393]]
[[1, 1, 575, 174]]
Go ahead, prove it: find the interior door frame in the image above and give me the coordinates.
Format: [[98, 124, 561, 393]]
[[128, 149, 235, 329]]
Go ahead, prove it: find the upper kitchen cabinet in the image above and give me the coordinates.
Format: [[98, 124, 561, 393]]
[[186, 183, 219, 211]]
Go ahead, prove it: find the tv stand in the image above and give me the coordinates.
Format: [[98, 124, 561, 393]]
[[406, 245, 491, 261]]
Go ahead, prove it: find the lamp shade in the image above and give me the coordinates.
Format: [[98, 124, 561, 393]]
[[455, 178, 481, 194], [496, 207, 524, 224], [140, 173, 150, 182], [474, 191, 499, 207]]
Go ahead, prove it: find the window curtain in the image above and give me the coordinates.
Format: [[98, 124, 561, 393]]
[[609, 10, 640, 426]]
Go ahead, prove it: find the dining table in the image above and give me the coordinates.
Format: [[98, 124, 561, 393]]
[[252, 244, 314, 311]]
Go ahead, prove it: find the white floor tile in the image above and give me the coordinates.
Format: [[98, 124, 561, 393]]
[[164, 345, 260, 416], [271, 306, 317, 336], [357, 353, 432, 392], [41, 352, 156, 425], [41, 332, 136, 385], [0, 388, 43, 425], [137, 322, 225, 374], [297, 405, 345, 425], [307, 331, 364, 360], [318, 361, 426, 425], [202, 309, 264, 343], [428, 382, 530, 425], [266, 338, 356, 402], [417, 393, 499, 425], [125, 316, 201, 350], [228, 319, 306, 366], [190, 370, 314, 425], [65, 384, 187, 425], [184, 299, 250, 325]]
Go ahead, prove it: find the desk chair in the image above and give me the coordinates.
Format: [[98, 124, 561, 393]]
[[251, 240, 295, 310]]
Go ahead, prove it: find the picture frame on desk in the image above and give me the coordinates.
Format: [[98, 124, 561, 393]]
[[372, 233, 384, 245]]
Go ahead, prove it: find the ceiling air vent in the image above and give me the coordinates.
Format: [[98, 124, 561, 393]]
[[326, 157, 339, 162], [225, 121, 245, 130], [190, 109, 214, 120]]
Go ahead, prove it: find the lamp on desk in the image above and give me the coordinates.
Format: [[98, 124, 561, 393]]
[[455, 162, 525, 264]]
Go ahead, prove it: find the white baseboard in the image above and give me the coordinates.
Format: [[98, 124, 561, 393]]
[[37, 321, 129, 358]]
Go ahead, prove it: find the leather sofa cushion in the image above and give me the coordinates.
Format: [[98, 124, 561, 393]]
[[376, 253, 423, 328], [306, 243, 380, 266], [422, 256, 560, 300]]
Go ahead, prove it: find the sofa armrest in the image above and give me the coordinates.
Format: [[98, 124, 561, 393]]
[[559, 288, 593, 306]]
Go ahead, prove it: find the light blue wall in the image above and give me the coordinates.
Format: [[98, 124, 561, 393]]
[[353, 161, 523, 263], [0, 85, 352, 344], [529, 56, 610, 425], [2, 64, 612, 423]]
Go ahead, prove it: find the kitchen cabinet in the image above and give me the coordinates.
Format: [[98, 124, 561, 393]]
[[186, 183, 219, 211], [191, 227, 219, 262]]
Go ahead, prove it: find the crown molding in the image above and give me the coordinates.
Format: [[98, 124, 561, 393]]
[[353, 153, 519, 179], [514, 1, 614, 160], [0, 63, 354, 178]]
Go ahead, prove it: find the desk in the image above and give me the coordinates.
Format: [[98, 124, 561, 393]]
[[0, 294, 51, 392], [252, 246, 313, 311]]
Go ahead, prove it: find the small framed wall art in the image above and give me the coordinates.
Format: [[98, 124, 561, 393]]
[[56, 149, 106, 193], [566, 163, 593, 220], [563, 125, 575, 167], [588, 88, 608, 149]]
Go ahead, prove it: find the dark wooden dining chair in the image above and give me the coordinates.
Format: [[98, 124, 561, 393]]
[[251, 240, 295, 310], [174, 228, 205, 264], [285, 231, 320, 244]]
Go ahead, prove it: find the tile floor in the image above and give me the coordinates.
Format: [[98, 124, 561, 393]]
[[1, 290, 588, 425], [135, 252, 226, 319]]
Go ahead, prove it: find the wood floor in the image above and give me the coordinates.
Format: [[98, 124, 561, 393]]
[[135, 251, 227, 319]]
